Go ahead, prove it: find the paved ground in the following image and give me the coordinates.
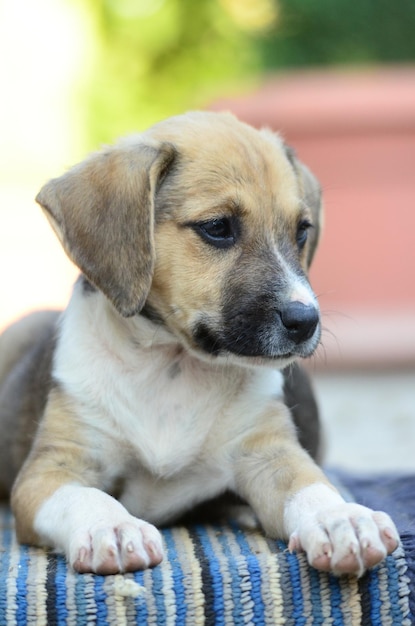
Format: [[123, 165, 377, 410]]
[[313, 370, 415, 473]]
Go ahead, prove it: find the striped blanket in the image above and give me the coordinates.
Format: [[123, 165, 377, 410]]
[[0, 472, 414, 625]]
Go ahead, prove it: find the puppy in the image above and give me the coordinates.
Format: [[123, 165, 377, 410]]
[[0, 112, 398, 576]]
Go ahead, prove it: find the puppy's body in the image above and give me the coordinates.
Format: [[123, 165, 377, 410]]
[[51, 282, 284, 517], [0, 112, 398, 576]]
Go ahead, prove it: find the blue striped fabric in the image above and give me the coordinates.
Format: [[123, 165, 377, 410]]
[[0, 476, 413, 625]]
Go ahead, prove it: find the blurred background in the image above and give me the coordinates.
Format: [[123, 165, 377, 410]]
[[0, 0, 414, 472]]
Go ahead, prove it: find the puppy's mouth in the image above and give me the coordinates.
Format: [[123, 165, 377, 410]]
[[192, 302, 320, 364]]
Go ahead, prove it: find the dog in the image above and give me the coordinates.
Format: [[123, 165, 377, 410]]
[[0, 111, 398, 576]]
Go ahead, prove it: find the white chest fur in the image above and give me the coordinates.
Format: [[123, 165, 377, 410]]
[[53, 287, 284, 479]]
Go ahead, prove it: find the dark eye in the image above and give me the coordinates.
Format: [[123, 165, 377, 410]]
[[296, 220, 312, 250], [193, 217, 238, 249]]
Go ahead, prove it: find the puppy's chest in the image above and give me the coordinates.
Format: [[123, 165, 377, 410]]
[[77, 350, 240, 477]]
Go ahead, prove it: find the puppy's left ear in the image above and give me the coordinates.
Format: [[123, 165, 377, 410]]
[[285, 146, 323, 268], [36, 141, 176, 317]]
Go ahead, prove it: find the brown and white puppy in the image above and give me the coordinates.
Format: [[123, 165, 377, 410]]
[[0, 112, 398, 576]]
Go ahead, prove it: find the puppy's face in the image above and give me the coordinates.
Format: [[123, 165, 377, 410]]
[[37, 112, 322, 368], [145, 113, 322, 366]]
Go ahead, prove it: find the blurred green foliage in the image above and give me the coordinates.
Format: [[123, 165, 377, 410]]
[[84, 0, 415, 145], [259, 0, 415, 68], [84, 0, 262, 144]]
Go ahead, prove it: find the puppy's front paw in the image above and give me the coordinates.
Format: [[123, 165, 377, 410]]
[[289, 502, 399, 577], [70, 518, 164, 575]]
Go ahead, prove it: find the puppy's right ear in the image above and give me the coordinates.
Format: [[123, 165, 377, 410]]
[[284, 145, 323, 268], [36, 141, 176, 317], [297, 160, 323, 268]]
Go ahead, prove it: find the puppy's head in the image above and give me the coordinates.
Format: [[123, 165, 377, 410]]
[[36, 112, 323, 368]]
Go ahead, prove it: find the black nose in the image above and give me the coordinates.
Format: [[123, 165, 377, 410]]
[[280, 301, 319, 343]]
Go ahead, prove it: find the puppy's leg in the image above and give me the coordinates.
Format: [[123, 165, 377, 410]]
[[33, 485, 163, 575], [11, 389, 163, 574], [234, 408, 399, 577]]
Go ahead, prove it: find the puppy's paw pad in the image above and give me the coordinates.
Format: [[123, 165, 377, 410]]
[[70, 519, 164, 574], [293, 503, 399, 577], [361, 543, 387, 570], [373, 512, 400, 553], [72, 545, 94, 574], [118, 521, 163, 571], [331, 548, 363, 577], [309, 552, 332, 573], [144, 540, 163, 564]]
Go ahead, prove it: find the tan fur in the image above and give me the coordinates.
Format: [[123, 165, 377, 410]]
[[11, 386, 101, 543], [233, 410, 335, 537], [0, 111, 398, 576]]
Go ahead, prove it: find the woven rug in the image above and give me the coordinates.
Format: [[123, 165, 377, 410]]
[[0, 472, 414, 625]]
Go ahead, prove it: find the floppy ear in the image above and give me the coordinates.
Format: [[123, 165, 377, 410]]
[[285, 146, 323, 268], [299, 161, 323, 268], [36, 141, 176, 317]]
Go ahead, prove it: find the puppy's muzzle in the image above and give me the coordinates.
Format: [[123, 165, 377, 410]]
[[193, 295, 320, 362], [279, 301, 319, 344]]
